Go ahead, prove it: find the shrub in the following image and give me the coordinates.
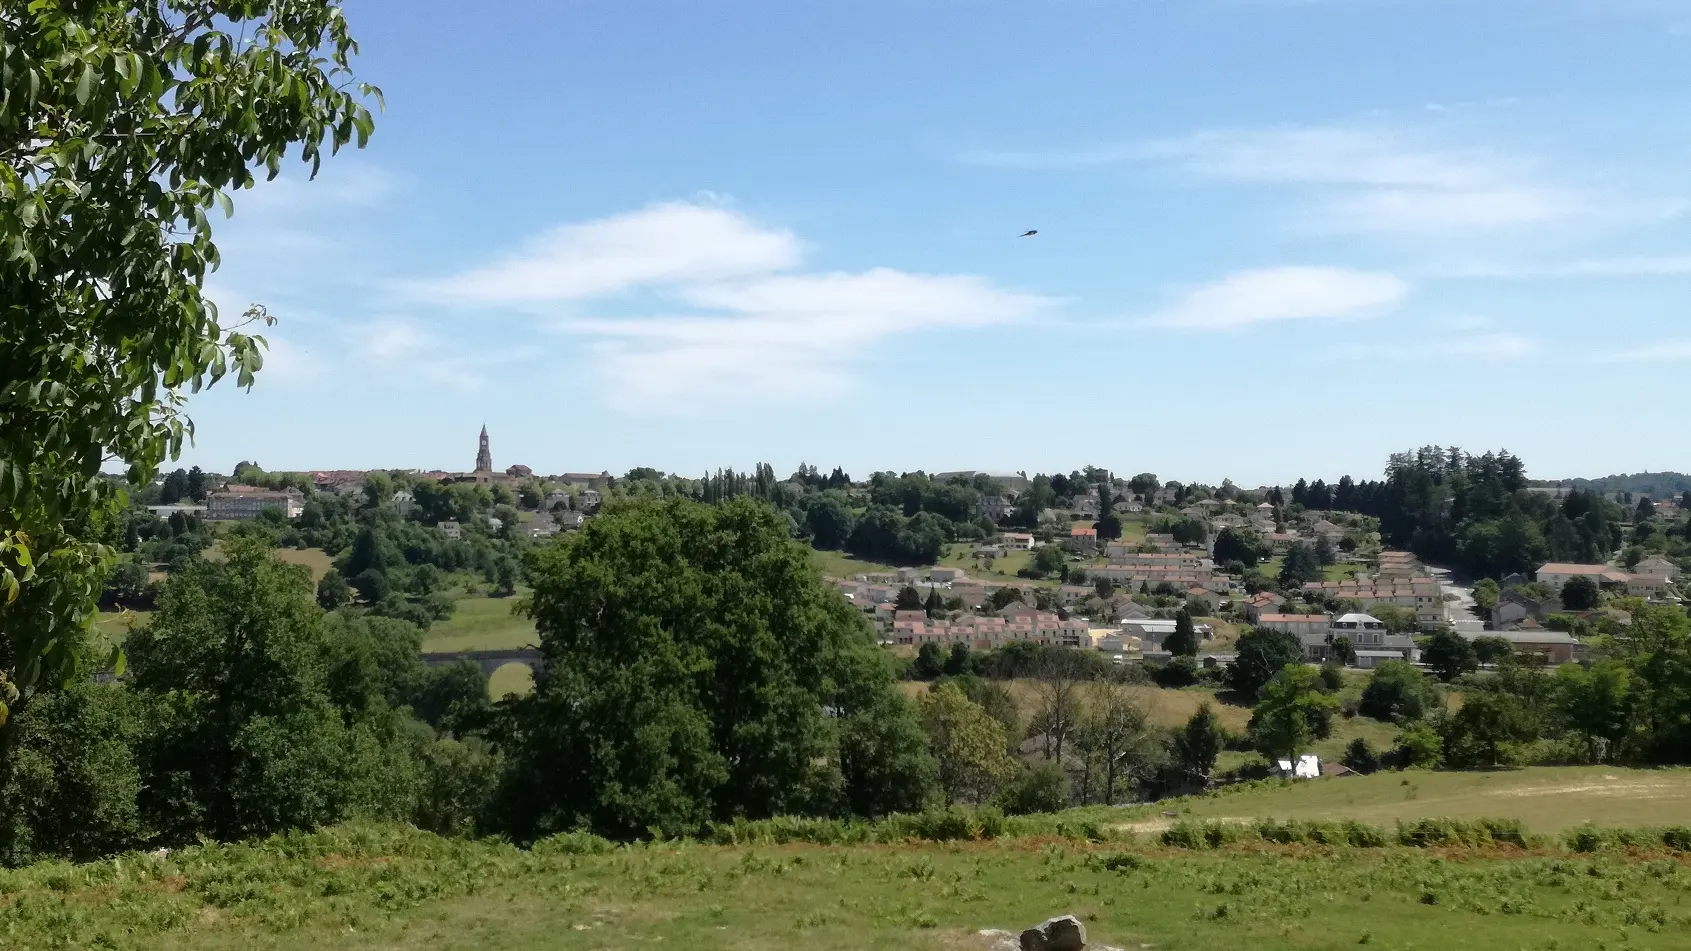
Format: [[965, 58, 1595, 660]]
[[1342, 737, 1380, 774], [1359, 660, 1437, 722], [993, 763, 1069, 816], [1393, 721, 1444, 769], [1396, 817, 1533, 849], [1152, 656, 1200, 688], [532, 831, 620, 855], [0, 682, 143, 866]]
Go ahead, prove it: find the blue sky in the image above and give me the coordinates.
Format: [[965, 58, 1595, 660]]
[[182, 0, 1691, 486]]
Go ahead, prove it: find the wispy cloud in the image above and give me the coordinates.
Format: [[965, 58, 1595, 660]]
[[1595, 339, 1691, 363], [410, 201, 803, 306], [553, 268, 1048, 410], [342, 318, 536, 392], [1332, 331, 1539, 362], [1447, 254, 1691, 279], [1144, 266, 1408, 330], [413, 201, 1048, 409], [967, 124, 1593, 234]]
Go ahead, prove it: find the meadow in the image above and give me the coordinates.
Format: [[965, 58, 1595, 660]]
[[1120, 766, 1691, 834], [419, 592, 538, 654], [5, 818, 1690, 951]]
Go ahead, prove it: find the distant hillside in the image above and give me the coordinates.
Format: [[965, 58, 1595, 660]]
[[1531, 471, 1691, 498]]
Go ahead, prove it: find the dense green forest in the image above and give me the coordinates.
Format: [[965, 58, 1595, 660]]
[[1533, 472, 1691, 499], [1285, 448, 1691, 578]]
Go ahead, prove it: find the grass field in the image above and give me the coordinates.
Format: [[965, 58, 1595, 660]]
[[939, 543, 1031, 581], [203, 543, 336, 583], [8, 821, 1691, 951], [809, 548, 901, 580], [488, 662, 536, 698], [95, 608, 152, 643], [897, 680, 1257, 733], [1144, 766, 1691, 833], [275, 547, 335, 583], [421, 594, 538, 653]]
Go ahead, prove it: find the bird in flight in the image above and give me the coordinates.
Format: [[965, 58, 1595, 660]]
[[1019, 230, 1038, 237]]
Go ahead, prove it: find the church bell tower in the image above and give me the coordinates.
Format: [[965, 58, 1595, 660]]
[[475, 424, 492, 473]]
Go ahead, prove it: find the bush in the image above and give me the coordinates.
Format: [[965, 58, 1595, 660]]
[[1395, 817, 1534, 849], [993, 763, 1069, 815], [1393, 721, 1444, 769], [1359, 660, 1438, 722], [413, 737, 502, 837], [0, 682, 143, 866], [1152, 656, 1200, 688], [532, 830, 620, 855], [1342, 737, 1380, 774]]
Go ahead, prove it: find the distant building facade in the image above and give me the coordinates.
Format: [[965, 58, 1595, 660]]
[[206, 486, 303, 521]]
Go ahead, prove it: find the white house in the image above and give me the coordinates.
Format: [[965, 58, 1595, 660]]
[[438, 520, 462, 540]]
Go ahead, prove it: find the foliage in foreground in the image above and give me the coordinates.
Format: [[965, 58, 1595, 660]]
[[5, 821, 1691, 951], [1, 0, 377, 780]]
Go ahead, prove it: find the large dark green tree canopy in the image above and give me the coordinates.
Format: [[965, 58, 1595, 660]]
[[0, 2, 376, 724], [495, 497, 934, 840]]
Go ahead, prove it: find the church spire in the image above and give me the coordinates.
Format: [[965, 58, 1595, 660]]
[[476, 424, 492, 472]]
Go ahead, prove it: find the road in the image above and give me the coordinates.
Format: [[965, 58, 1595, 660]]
[[1427, 565, 1479, 628]]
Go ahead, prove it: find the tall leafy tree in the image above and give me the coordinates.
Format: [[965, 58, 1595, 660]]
[[1212, 527, 1264, 567], [0, 1, 377, 766], [1561, 576, 1601, 611], [1228, 627, 1304, 699], [1358, 660, 1438, 722], [1248, 666, 1338, 760], [1164, 608, 1199, 657], [1278, 543, 1321, 589], [496, 498, 934, 840], [1421, 629, 1479, 682], [127, 537, 415, 843], [920, 682, 1015, 805], [1172, 703, 1226, 789]]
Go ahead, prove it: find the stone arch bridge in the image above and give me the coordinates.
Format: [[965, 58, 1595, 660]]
[[420, 647, 541, 679]]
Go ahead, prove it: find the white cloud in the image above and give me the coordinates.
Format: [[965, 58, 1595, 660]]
[[412, 201, 803, 306], [393, 202, 1051, 409], [552, 267, 1049, 410], [968, 125, 1591, 234], [1144, 266, 1408, 330]]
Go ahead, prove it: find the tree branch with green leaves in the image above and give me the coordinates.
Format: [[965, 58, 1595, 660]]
[[0, 0, 377, 736]]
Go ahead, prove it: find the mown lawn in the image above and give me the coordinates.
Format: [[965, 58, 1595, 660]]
[[421, 594, 538, 653], [939, 543, 1030, 581], [7, 823, 1690, 951]]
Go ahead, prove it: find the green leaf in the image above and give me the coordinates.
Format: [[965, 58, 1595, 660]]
[[74, 64, 94, 104]]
